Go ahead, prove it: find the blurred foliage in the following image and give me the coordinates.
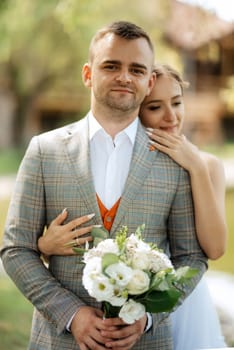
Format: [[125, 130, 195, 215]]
[[0, 0, 182, 144], [202, 142, 234, 159]]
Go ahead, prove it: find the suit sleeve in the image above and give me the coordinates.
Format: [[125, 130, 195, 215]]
[[168, 166, 208, 302], [150, 166, 208, 333], [1, 136, 86, 335]]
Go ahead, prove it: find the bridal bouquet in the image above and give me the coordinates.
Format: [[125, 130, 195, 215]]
[[77, 224, 198, 324]]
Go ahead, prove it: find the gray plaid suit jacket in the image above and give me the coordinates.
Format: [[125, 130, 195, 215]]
[[1, 115, 207, 349]]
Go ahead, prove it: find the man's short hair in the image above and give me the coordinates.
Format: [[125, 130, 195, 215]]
[[88, 20, 154, 63]]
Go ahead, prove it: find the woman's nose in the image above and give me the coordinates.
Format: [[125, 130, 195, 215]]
[[164, 107, 177, 121]]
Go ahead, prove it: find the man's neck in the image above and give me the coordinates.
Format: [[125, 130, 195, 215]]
[[91, 108, 138, 139]]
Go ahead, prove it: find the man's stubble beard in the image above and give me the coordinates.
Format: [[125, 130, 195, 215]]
[[96, 93, 142, 115]]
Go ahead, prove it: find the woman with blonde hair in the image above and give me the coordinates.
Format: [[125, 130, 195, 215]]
[[139, 63, 227, 349]]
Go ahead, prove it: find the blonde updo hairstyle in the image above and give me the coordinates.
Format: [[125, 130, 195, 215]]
[[153, 64, 189, 94]]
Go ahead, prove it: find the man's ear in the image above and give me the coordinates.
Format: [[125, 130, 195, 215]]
[[82, 63, 92, 87], [146, 71, 156, 96]]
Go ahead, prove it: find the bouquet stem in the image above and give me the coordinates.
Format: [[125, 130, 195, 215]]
[[102, 302, 121, 319]]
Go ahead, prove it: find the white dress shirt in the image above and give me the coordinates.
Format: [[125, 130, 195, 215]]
[[89, 112, 138, 209], [67, 112, 152, 332]]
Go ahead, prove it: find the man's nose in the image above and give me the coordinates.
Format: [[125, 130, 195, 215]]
[[116, 69, 132, 84]]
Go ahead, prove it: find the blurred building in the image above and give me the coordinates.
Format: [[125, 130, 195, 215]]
[[165, 0, 234, 145]]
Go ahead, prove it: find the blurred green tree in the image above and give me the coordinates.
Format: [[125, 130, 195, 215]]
[[0, 0, 177, 145]]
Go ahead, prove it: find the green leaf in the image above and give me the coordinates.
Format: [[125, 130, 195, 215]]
[[155, 279, 171, 291], [150, 269, 174, 291], [91, 226, 109, 246], [72, 247, 87, 254], [93, 237, 104, 247], [135, 224, 145, 238], [102, 253, 119, 271], [138, 289, 181, 313], [175, 267, 199, 283]]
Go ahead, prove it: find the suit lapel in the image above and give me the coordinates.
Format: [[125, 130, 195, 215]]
[[110, 122, 158, 235], [62, 116, 102, 223]]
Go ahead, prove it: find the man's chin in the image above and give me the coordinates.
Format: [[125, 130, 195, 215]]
[[107, 99, 137, 113]]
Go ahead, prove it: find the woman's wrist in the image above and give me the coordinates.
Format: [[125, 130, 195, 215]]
[[38, 236, 50, 256]]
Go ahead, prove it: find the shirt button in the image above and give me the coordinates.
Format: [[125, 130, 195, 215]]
[[106, 216, 112, 222]]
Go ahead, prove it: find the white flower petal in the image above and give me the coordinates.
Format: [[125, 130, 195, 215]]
[[119, 299, 145, 324], [105, 262, 133, 287], [127, 269, 150, 295]]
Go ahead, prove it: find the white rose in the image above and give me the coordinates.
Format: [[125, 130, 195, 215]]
[[83, 247, 102, 262], [96, 239, 119, 255], [149, 250, 173, 273], [131, 251, 150, 270], [127, 269, 150, 295], [83, 239, 119, 263], [105, 262, 133, 287], [119, 299, 145, 324], [126, 234, 139, 248]]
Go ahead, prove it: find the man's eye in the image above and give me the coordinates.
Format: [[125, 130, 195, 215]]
[[104, 65, 117, 71], [131, 68, 145, 75]]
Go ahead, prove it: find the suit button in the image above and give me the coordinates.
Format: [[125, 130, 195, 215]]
[[106, 216, 112, 222]]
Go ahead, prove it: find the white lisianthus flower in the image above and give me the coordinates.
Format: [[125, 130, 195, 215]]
[[149, 250, 174, 273], [88, 275, 114, 302], [108, 287, 127, 306], [82, 257, 102, 291], [119, 299, 145, 324], [127, 269, 150, 295], [105, 262, 133, 287]]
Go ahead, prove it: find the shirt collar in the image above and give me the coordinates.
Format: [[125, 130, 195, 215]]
[[88, 111, 138, 145]]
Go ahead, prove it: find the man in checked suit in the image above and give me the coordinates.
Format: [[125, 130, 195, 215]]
[[1, 21, 207, 349]]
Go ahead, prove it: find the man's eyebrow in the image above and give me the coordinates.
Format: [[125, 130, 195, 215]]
[[101, 60, 121, 65], [101, 60, 148, 71], [130, 63, 148, 71]]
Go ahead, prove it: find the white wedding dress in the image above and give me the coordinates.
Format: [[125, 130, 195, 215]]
[[170, 276, 226, 349]]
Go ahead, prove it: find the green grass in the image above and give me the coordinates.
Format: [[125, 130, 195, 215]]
[[0, 148, 24, 175], [0, 277, 33, 350]]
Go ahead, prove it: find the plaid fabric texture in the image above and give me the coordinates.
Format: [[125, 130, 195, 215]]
[[1, 116, 207, 349]]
